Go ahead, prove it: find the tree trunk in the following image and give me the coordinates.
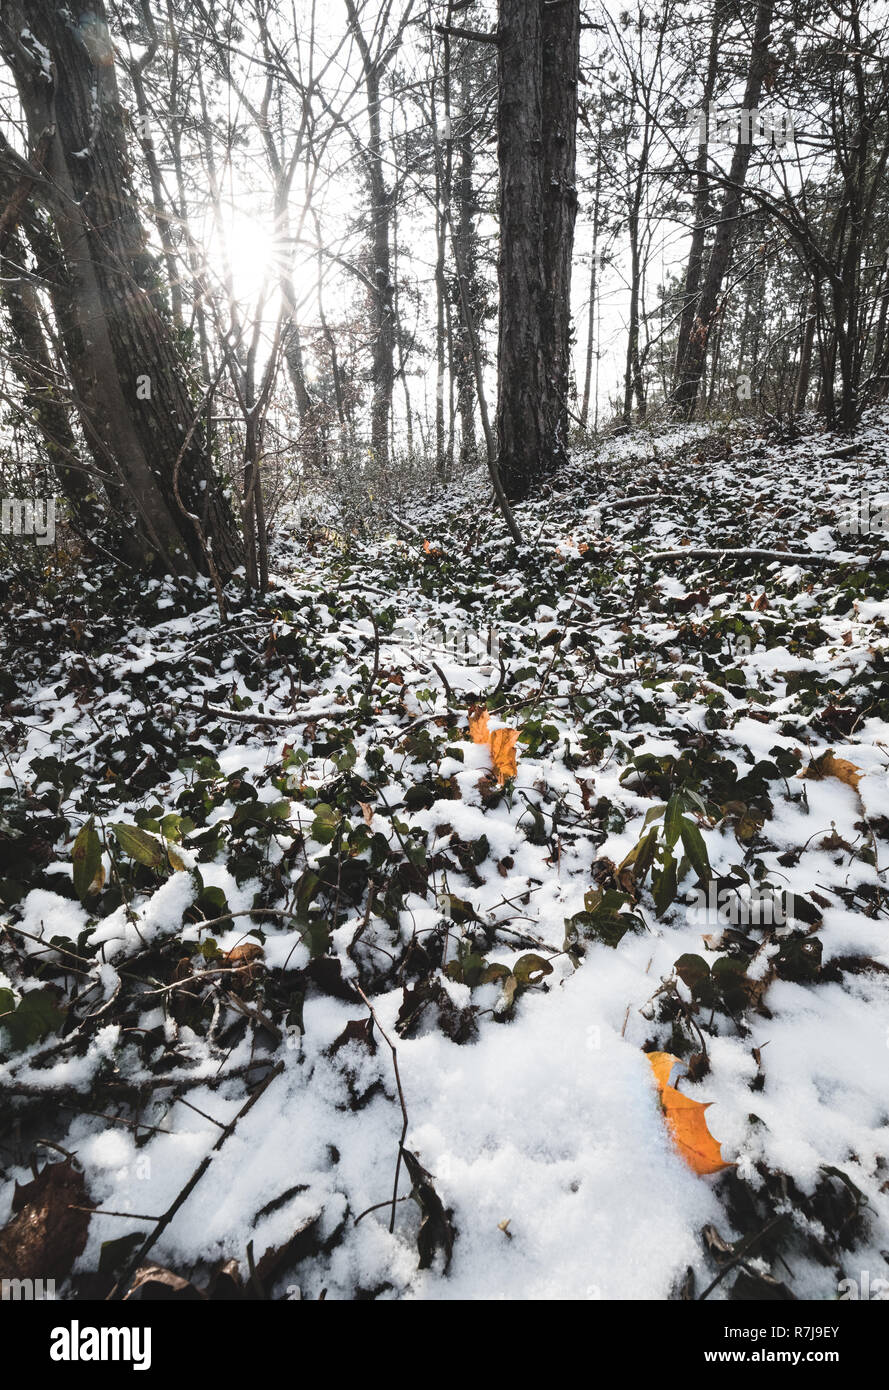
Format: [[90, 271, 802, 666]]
[[0, 1, 242, 576], [453, 66, 479, 468], [670, 0, 775, 420], [496, 0, 580, 501], [673, 6, 721, 387], [579, 149, 602, 431], [793, 284, 818, 414], [0, 230, 98, 535]]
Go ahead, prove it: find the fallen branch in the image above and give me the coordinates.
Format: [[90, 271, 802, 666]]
[[176, 699, 356, 726], [599, 492, 670, 513], [2, 1059, 278, 1104]]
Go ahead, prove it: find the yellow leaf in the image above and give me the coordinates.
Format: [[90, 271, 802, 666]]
[[467, 705, 490, 744], [490, 727, 519, 785], [801, 750, 862, 791], [647, 1051, 731, 1177]]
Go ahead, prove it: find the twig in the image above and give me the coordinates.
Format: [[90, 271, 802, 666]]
[[698, 1214, 788, 1300], [108, 1060, 285, 1299], [354, 984, 409, 1234]]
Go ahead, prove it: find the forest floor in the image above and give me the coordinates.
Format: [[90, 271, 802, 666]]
[[2, 413, 889, 1301]]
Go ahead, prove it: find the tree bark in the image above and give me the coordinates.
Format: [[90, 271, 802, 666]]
[[496, 0, 580, 501], [453, 65, 479, 468], [0, 1, 242, 576], [673, 6, 721, 386], [670, 0, 775, 420]]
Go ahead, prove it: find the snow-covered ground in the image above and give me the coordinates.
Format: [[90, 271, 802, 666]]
[[1, 414, 888, 1300]]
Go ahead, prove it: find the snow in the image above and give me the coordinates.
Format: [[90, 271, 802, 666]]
[[3, 412, 889, 1300]]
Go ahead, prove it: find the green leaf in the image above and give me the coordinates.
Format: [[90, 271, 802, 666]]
[[680, 819, 711, 885], [620, 825, 658, 885], [311, 803, 340, 845], [447, 952, 488, 987], [711, 956, 754, 1010], [674, 953, 710, 992], [111, 822, 164, 868], [683, 787, 709, 816], [664, 795, 684, 850], [72, 817, 102, 902], [512, 953, 554, 985], [569, 890, 642, 948], [653, 852, 678, 918], [1, 988, 65, 1051], [305, 920, 331, 959], [294, 869, 322, 920], [197, 885, 229, 917]]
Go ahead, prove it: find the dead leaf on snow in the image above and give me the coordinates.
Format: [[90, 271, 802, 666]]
[[0, 1159, 94, 1281], [490, 727, 519, 784], [801, 749, 862, 791], [647, 1051, 732, 1177], [467, 704, 490, 744]]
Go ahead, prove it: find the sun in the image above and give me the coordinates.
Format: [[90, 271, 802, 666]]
[[220, 208, 278, 304]]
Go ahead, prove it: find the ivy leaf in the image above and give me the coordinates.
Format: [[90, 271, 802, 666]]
[[1, 988, 65, 1052], [311, 803, 340, 845], [512, 953, 554, 985], [675, 953, 711, 993], [111, 822, 164, 868], [72, 817, 103, 903]]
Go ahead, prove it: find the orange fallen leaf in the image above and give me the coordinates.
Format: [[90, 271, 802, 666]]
[[801, 750, 861, 791], [225, 942, 265, 966], [647, 1050, 681, 1092], [467, 705, 490, 744], [490, 727, 519, 785], [647, 1051, 731, 1176]]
